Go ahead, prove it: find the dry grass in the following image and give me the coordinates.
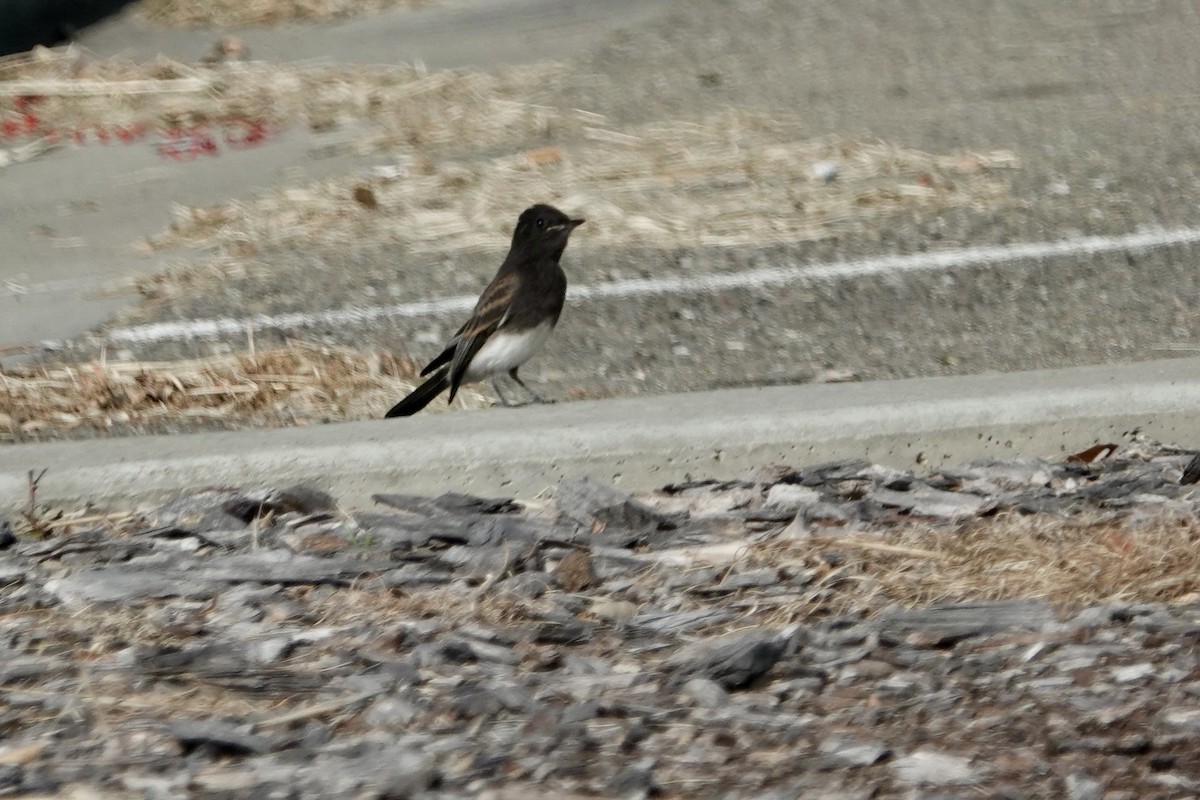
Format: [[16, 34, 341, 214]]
[[0, 47, 1019, 263], [0, 45, 565, 153], [303, 582, 540, 631], [151, 110, 1019, 259], [0, 342, 488, 438], [751, 512, 1200, 619], [136, 0, 432, 27], [1, 601, 339, 726], [261, 511, 1200, 640]]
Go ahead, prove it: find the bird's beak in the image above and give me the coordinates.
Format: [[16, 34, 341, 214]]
[[549, 218, 586, 233]]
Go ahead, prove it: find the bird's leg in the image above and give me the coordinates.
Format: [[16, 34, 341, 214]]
[[491, 376, 516, 407], [508, 367, 553, 405]]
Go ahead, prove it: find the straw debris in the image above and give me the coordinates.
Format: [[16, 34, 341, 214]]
[[136, 0, 433, 28], [0, 45, 568, 158], [0, 48, 1018, 264], [751, 512, 1200, 619], [0, 343, 487, 438], [150, 109, 1020, 259]]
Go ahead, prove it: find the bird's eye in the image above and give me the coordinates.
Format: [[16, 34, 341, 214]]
[[536, 218, 545, 229]]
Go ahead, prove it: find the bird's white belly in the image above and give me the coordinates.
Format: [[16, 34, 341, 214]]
[[463, 322, 554, 382]]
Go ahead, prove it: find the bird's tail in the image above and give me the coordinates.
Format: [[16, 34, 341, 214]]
[[384, 368, 450, 418]]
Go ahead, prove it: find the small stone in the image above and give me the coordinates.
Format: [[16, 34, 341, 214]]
[[563, 654, 612, 676], [811, 160, 839, 182], [633, 609, 739, 633], [880, 599, 1058, 642], [435, 492, 519, 515], [553, 549, 595, 592], [777, 513, 813, 539], [869, 485, 993, 519], [495, 571, 554, 598], [669, 629, 790, 690], [1065, 772, 1104, 800], [17, 771, 58, 795], [384, 563, 453, 588], [817, 738, 890, 768], [812, 367, 858, 384], [695, 568, 779, 594], [0, 740, 46, 766], [838, 659, 893, 682], [365, 697, 419, 730], [681, 677, 730, 708], [148, 490, 255, 532], [168, 719, 273, 756], [561, 700, 600, 724], [554, 475, 678, 532], [1068, 605, 1118, 628], [452, 688, 503, 717], [200, 550, 384, 585], [1111, 663, 1156, 683], [490, 684, 533, 711], [47, 568, 214, 605], [608, 762, 657, 799], [1160, 708, 1200, 733], [0, 561, 23, 586], [802, 502, 853, 524], [589, 599, 639, 622], [534, 619, 595, 644], [891, 750, 981, 786], [765, 484, 822, 510], [442, 637, 518, 666], [353, 184, 378, 209], [373, 751, 437, 799], [1180, 453, 1200, 484]]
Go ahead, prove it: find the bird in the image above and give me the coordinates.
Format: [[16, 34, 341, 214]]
[[384, 204, 584, 418]]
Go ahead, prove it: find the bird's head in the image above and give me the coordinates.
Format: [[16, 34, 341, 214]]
[[512, 204, 585, 254]]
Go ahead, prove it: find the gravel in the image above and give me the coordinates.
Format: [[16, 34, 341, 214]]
[[4, 443, 1200, 796]]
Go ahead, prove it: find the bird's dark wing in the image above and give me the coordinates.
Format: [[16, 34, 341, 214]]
[[418, 271, 515, 378], [445, 272, 518, 401]]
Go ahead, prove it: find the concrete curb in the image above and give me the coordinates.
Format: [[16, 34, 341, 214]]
[[3, 356, 1200, 509]]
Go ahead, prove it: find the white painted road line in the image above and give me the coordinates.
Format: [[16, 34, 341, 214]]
[[103, 227, 1200, 345]]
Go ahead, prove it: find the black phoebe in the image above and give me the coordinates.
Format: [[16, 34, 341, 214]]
[[384, 204, 584, 418]]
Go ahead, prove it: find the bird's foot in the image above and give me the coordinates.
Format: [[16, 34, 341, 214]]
[[491, 378, 556, 407], [491, 377, 517, 407]]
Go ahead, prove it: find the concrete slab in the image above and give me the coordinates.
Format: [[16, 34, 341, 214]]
[[3, 356, 1198, 510]]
